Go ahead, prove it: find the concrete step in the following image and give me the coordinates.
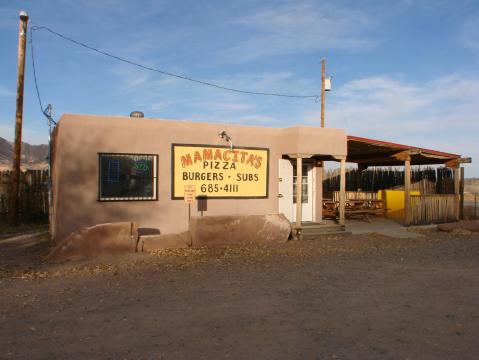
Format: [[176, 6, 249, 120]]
[[303, 230, 352, 239], [301, 225, 345, 234]]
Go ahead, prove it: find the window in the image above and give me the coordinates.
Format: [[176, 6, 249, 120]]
[[98, 153, 158, 201], [293, 164, 310, 204]]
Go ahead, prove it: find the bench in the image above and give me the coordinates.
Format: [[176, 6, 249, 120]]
[[345, 209, 387, 222], [324, 198, 387, 222]]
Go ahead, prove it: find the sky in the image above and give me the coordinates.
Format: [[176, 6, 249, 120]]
[[0, 0, 478, 175]]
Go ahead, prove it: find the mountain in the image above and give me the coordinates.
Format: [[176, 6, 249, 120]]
[[0, 136, 48, 169]]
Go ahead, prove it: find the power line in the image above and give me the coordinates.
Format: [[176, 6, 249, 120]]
[[31, 24, 319, 100], [29, 27, 56, 126], [29, 27, 44, 115]]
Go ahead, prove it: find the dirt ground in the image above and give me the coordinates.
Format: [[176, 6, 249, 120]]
[[0, 228, 478, 360]]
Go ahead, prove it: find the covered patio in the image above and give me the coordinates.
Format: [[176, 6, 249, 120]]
[[346, 135, 470, 225], [300, 136, 472, 238]]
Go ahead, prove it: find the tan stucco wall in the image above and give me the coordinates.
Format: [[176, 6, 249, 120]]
[[52, 114, 347, 242]]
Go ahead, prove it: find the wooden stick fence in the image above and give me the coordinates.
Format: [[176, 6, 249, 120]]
[[409, 194, 457, 225], [0, 169, 49, 222], [324, 167, 454, 195], [332, 191, 378, 202], [324, 168, 458, 225]]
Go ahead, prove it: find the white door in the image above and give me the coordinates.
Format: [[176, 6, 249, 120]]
[[293, 163, 314, 222], [278, 159, 294, 222], [279, 159, 314, 223]]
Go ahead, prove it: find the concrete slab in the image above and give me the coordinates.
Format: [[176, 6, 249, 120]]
[[345, 217, 425, 238]]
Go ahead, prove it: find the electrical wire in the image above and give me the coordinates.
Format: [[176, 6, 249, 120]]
[[31, 24, 319, 100], [29, 27, 56, 125], [29, 27, 44, 116]]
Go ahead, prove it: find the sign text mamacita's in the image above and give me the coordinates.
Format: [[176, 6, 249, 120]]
[[180, 148, 263, 169]]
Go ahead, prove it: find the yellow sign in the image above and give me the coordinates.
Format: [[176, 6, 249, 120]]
[[172, 144, 269, 199], [184, 185, 196, 204]]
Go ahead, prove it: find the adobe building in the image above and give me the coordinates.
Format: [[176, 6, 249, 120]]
[[51, 113, 470, 244], [51, 114, 348, 243]]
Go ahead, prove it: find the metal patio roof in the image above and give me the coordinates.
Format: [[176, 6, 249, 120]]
[[347, 135, 467, 167]]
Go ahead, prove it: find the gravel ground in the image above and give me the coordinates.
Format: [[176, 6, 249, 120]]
[[0, 229, 478, 359]]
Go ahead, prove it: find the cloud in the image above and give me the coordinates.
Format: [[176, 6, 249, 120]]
[[0, 85, 13, 97], [328, 73, 479, 174], [234, 115, 275, 124], [0, 6, 18, 29], [461, 16, 479, 50], [222, 1, 376, 62], [191, 102, 257, 112]]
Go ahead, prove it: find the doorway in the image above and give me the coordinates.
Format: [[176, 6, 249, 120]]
[[278, 159, 314, 222]]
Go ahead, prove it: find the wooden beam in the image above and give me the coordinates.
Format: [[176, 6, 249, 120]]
[[404, 159, 411, 226], [454, 166, 460, 221], [339, 158, 346, 226], [460, 167, 465, 220], [295, 157, 302, 238], [350, 149, 426, 166], [445, 159, 459, 168], [358, 158, 454, 167], [393, 149, 421, 162], [347, 151, 401, 162], [458, 157, 472, 164], [445, 157, 472, 168], [315, 161, 323, 223]]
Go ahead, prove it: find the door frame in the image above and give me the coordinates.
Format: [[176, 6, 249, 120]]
[[278, 158, 315, 223], [293, 161, 315, 222]]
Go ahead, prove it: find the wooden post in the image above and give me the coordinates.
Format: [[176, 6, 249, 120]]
[[404, 159, 411, 226], [314, 160, 323, 223], [9, 10, 29, 226], [319, 58, 327, 207], [339, 158, 346, 226], [460, 167, 464, 220], [295, 157, 303, 237], [454, 165, 460, 221], [321, 58, 326, 128]]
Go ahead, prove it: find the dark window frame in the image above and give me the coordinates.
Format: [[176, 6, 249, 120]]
[[98, 152, 159, 201]]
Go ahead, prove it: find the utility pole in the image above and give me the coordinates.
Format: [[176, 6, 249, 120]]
[[320, 58, 326, 128], [9, 10, 29, 226], [319, 58, 327, 204]]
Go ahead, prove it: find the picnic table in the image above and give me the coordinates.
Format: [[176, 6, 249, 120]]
[[345, 199, 387, 222], [322, 198, 386, 222]]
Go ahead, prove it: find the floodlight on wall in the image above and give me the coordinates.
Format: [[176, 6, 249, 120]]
[[218, 131, 233, 150]]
